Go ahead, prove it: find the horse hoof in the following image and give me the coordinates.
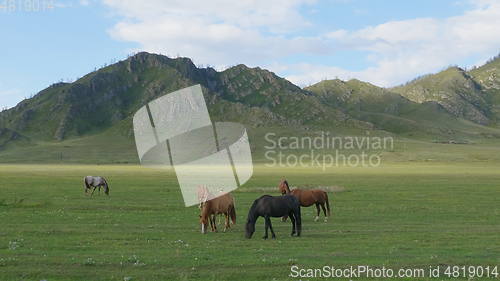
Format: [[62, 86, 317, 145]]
[[272, 236, 276, 239], [324, 218, 328, 223], [262, 236, 268, 240], [314, 216, 319, 222]]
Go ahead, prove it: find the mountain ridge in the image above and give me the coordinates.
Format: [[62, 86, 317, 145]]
[[1, 52, 500, 162]]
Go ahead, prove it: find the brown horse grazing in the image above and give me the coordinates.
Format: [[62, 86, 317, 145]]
[[199, 192, 236, 234], [279, 179, 331, 222]]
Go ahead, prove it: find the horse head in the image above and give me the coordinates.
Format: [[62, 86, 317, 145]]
[[245, 200, 258, 238], [199, 214, 209, 234], [245, 219, 255, 239], [278, 178, 291, 195]]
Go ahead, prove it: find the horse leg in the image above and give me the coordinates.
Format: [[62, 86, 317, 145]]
[[296, 207, 302, 237], [314, 203, 320, 222], [320, 203, 328, 222], [211, 215, 217, 232], [289, 211, 296, 236], [263, 215, 269, 239], [223, 213, 229, 232], [266, 216, 276, 239], [91, 186, 97, 196], [207, 215, 212, 232], [208, 214, 213, 232]]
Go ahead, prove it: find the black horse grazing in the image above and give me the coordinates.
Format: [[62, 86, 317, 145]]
[[245, 195, 301, 239]]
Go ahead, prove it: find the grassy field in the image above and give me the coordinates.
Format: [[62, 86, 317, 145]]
[[0, 163, 499, 281]]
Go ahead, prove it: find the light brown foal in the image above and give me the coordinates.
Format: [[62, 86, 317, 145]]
[[199, 192, 236, 233]]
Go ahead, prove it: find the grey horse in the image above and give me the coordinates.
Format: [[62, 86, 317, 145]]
[[83, 176, 109, 196]]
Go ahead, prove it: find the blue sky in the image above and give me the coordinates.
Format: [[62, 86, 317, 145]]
[[1, 0, 499, 109]]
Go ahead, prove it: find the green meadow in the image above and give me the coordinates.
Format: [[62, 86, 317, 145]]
[[0, 162, 499, 281]]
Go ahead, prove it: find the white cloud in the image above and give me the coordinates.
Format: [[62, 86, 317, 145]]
[[292, 0, 500, 87], [103, 0, 327, 69], [103, 0, 500, 88]]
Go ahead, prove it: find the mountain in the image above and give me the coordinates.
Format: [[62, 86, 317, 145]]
[[391, 56, 500, 126], [391, 67, 490, 125], [305, 78, 497, 138], [0, 53, 356, 141], [469, 55, 500, 123], [306, 79, 449, 135], [0, 52, 499, 163], [0, 52, 363, 162]]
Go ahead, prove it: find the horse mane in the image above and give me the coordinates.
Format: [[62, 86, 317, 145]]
[[280, 178, 291, 194], [283, 180, 290, 190], [200, 199, 214, 224], [200, 202, 208, 222], [246, 198, 259, 223]]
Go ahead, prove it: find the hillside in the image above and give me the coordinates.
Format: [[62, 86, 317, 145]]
[[390, 56, 500, 126], [391, 67, 490, 125], [0, 52, 360, 162], [0, 54, 352, 135], [1, 52, 500, 163], [0, 53, 338, 142], [305, 78, 500, 141], [469, 55, 500, 123]]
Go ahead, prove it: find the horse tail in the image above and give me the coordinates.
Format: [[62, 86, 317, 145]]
[[229, 204, 236, 225], [103, 177, 109, 195], [324, 191, 331, 216]]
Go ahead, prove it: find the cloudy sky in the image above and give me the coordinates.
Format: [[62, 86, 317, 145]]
[[1, 0, 499, 109]]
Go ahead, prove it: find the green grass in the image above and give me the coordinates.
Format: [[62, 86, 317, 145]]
[[0, 163, 499, 280], [2, 124, 500, 164]]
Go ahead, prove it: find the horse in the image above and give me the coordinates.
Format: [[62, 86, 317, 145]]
[[199, 192, 236, 234], [279, 178, 330, 222], [245, 195, 301, 239], [197, 185, 227, 227], [83, 176, 109, 196]]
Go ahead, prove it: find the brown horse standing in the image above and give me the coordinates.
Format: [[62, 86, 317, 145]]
[[199, 192, 236, 234], [278, 179, 331, 222]]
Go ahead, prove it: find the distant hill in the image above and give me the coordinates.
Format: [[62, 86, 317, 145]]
[[0, 52, 499, 163], [305, 77, 500, 139], [469, 54, 500, 123], [0, 52, 356, 141], [391, 56, 500, 126]]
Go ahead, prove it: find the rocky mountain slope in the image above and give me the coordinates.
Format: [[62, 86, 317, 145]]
[[0, 52, 356, 144], [391, 59, 500, 125], [0, 52, 499, 162]]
